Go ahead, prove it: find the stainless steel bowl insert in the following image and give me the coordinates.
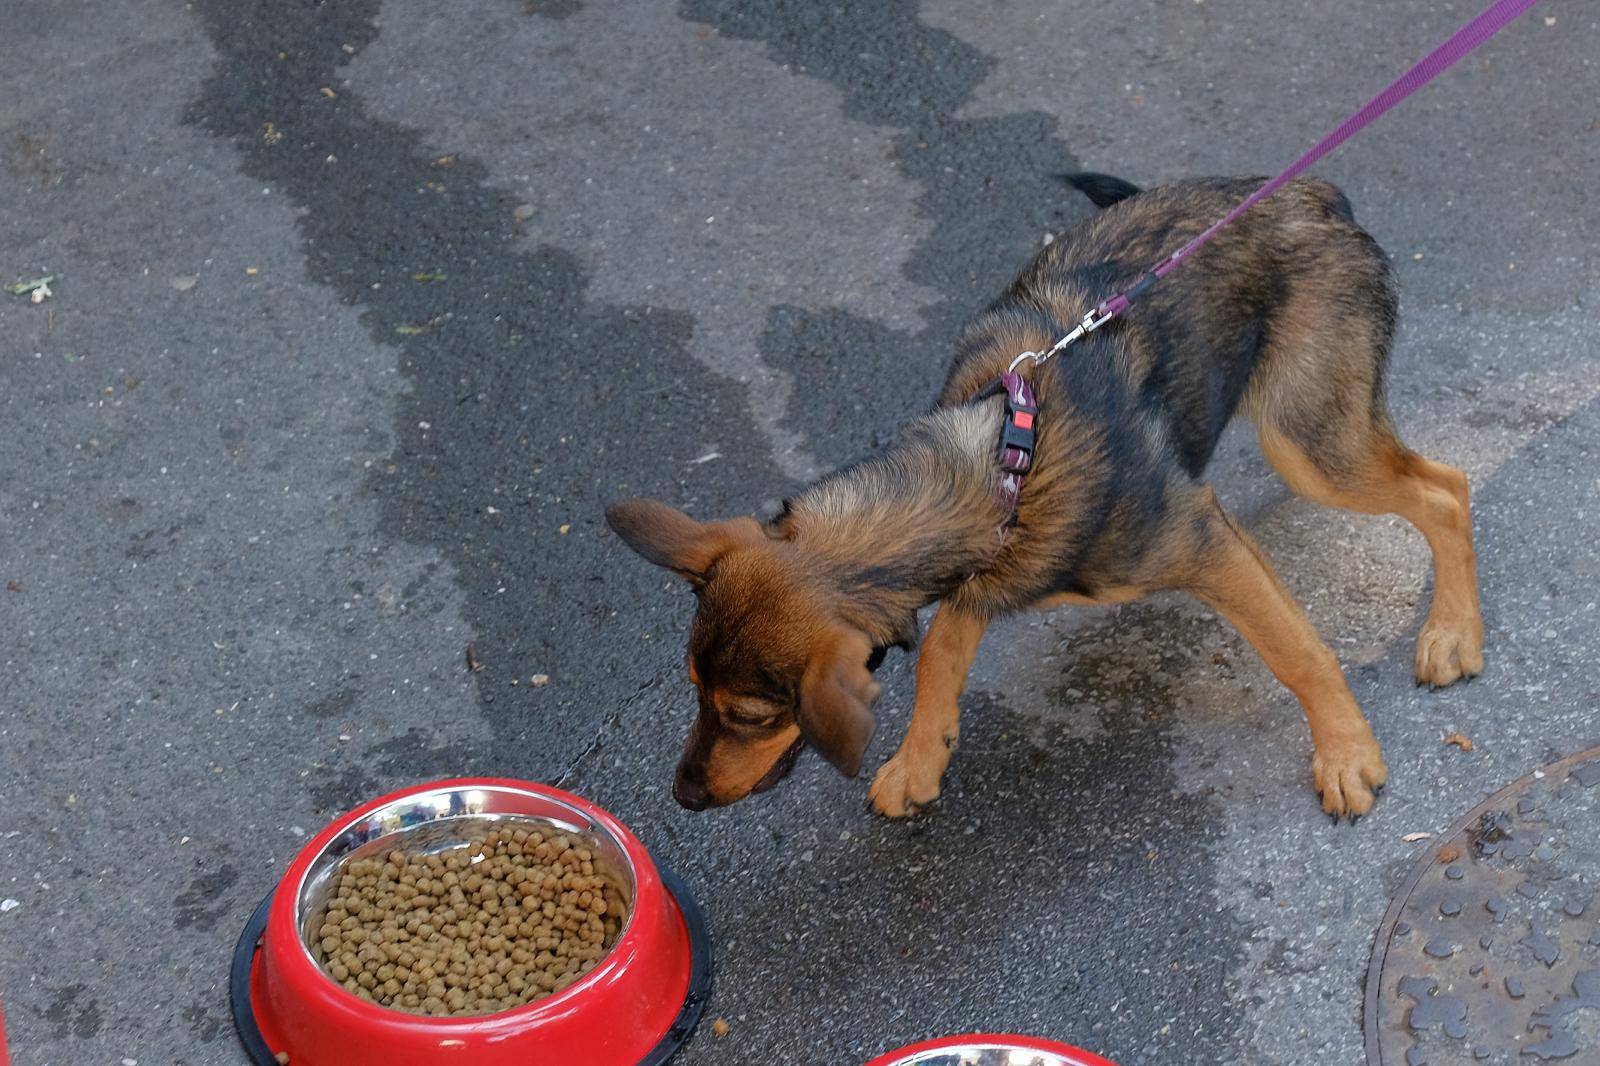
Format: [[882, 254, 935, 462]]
[[293, 783, 636, 970], [881, 1046, 1085, 1066]]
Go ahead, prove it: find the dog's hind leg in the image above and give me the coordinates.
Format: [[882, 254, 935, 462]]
[[869, 604, 987, 818], [1245, 275, 1483, 686], [1179, 496, 1388, 820], [1255, 413, 1482, 687]]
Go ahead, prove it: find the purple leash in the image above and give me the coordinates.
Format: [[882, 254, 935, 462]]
[[1008, 0, 1543, 373]]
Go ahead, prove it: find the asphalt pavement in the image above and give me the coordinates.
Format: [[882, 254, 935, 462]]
[[1, 1, 1596, 1063]]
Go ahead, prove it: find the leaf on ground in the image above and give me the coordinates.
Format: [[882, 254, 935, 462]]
[[396, 314, 448, 335], [5, 275, 54, 296]]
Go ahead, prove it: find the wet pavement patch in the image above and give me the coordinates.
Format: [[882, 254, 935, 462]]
[[1366, 748, 1600, 1064], [182, 0, 784, 782], [34, 983, 103, 1040], [173, 860, 241, 931], [680, 0, 1091, 469]]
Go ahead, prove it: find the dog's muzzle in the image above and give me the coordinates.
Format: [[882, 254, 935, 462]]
[[751, 736, 806, 794]]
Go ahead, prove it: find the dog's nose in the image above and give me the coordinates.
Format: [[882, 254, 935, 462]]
[[673, 776, 709, 811]]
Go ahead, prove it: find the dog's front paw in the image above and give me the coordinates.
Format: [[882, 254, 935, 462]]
[[1312, 735, 1388, 821], [1414, 616, 1484, 687], [869, 748, 946, 818]]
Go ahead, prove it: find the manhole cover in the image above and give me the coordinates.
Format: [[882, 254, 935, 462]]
[[1366, 746, 1600, 1064]]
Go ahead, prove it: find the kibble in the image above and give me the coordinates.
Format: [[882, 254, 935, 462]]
[[310, 823, 629, 1016]]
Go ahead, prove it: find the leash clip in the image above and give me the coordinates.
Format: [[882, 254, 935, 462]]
[[1006, 306, 1115, 373], [1080, 304, 1116, 333]]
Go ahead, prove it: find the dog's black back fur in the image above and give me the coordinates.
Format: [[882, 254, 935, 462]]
[[939, 175, 1398, 607]]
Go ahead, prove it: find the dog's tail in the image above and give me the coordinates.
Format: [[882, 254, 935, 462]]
[[1061, 172, 1142, 209]]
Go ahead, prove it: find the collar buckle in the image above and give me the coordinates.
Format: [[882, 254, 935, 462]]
[[993, 371, 1038, 528]]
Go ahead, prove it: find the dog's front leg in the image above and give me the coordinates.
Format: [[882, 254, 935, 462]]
[[869, 603, 988, 818], [1182, 500, 1388, 821]]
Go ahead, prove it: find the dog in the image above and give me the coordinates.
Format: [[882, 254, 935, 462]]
[[606, 174, 1483, 821]]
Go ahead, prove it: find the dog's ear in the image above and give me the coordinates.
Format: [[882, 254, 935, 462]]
[[798, 624, 879, 777], [605, 499, 762, 582]]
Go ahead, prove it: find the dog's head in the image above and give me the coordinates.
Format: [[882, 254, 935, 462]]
[[605, 499, 883, 810]]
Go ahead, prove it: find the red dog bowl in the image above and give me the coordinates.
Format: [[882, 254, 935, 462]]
[[231, 779, 711, 1066], [867, 1034, 1117, 1066]]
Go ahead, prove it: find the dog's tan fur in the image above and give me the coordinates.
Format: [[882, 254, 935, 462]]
[[607, 175, 1483, 820]]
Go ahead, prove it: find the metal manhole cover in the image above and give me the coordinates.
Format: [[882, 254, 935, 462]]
[[1366, 746, 1600, 1064]]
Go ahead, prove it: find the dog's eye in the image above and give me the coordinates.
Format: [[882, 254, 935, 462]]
[[727, 709, 783, 728]]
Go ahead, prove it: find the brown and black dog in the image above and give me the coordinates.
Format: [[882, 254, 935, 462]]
[[607, 174, 1483, 821]]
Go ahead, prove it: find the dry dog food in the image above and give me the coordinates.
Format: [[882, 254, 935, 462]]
[[310, 823, 629, 1015]]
